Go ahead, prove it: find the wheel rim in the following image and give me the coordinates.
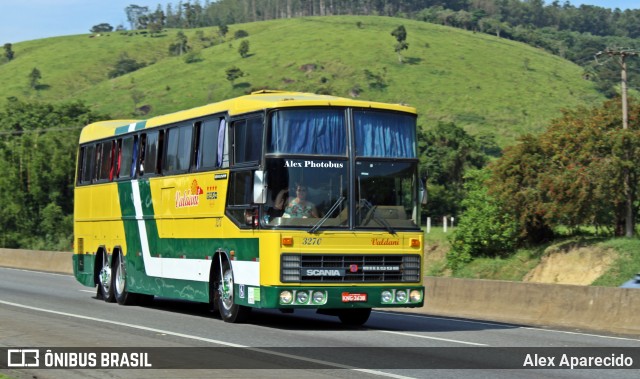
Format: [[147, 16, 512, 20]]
[[220, 268, 234, 311], [100, 265, 111, 292], [115, 258, 126, 295]]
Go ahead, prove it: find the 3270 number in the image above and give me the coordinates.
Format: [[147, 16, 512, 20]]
[[302, 237, 322, 245]]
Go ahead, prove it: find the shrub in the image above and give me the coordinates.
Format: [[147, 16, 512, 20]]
[[447, 169, 518, 271]]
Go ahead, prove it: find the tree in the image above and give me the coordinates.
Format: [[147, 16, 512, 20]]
[[108, 54, 146, 78], [488, 98, 640, 239], [28, 68, 42, 89], [488, 134, 555, 242], [125, 4, 149, 30], [90, 23, 114, 33], [218, 24, 229, 38], [419, 122, 487, 219], [234, 29, 249, 39], [0, 99, 107, 249], [4, 43, 14, 61], [225, 66, 245, 87], [169, 31, 190, 56], [238, 40, 250, 58], [391, 25, 409, 63]]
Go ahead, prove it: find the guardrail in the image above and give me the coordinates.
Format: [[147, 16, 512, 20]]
[[1, 248, 638, 335]]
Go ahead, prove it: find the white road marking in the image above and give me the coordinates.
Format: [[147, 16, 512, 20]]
[[0, 299, 416, 379], [375, 330, 488, 346], [373, 310, 640, 343], [0, 267, 70, 277]]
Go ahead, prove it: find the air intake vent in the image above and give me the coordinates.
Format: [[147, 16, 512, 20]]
[[281, 254, 421, 283]]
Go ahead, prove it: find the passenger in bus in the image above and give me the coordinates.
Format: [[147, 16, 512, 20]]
[[280, 184, 319, 218]]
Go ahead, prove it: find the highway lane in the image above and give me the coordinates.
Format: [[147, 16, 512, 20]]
[[0, 267, 639, 379]]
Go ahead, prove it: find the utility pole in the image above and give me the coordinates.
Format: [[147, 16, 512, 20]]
[[595, 48, 639, 237]]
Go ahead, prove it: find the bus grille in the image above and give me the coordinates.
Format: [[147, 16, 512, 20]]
[[281, 254, 421, 283]]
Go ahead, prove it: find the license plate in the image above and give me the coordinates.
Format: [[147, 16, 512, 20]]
[[341, 292, 367, 302]]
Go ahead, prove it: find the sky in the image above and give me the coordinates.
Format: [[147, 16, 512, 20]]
[[0, 0, 637, 44]]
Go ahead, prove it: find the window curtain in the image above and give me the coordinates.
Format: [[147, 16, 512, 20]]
[[269, 110, 345, 155], [354, 111, 416, 158]]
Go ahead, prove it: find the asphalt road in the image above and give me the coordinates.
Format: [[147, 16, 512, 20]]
[[1, 267, 639, 379]]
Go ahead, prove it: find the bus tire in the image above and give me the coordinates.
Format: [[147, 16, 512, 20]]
[[114, 253, 136, 305], [98, 252, 115, 303], [217, 260, 251, 323], [338, 308, 371, 326]]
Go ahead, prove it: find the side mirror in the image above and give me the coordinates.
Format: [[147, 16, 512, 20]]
[[420, 177, 428, 205], [253, 170, 267, 204]]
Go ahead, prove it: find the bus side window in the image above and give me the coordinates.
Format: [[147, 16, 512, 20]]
[[118, 137, 134, 180], [163, 125, 191, 174], [144, 131, 160, 175], [109, 140, 117, 181], [92, 141, 113, 182], [196, 118, 219, 170], [93, 143, 102, 183], [131, 136, 139, 178], [139, 134, 147, 176], [77, 147, 85, 185], [232, 116, 263, 166], [79, 145, 95, 185], [218, 119, 229, 168]]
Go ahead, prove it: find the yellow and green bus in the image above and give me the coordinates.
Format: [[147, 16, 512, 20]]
[[73, 90, 424, 325]]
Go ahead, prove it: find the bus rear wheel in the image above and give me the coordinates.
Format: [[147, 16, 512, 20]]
[[114, 253, 136, 305], [338, 308, 371, 326], [217, 260, 251, 323], [98, 253, 115, 303]]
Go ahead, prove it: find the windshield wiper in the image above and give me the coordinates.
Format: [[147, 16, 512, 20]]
[[359, 199, 396, 235], [308, 196, 345, 234]]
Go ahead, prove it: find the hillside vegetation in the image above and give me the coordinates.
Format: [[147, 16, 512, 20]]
[[0, 16, 603, 146]]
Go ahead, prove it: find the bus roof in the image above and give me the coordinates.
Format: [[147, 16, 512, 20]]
[[78, 90, 416, 144]]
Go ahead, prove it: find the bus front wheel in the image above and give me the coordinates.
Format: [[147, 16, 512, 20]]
[[217, 260, 251, 323]]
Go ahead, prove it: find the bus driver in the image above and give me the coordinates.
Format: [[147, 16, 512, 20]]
[[277, 184, 319, 218]]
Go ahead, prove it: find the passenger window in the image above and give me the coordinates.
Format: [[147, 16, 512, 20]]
[[233, 116, 263, 165], [140, 131, 160, 176], [79, 145, 95, 185], [118, 137, 134, 179], [163, 125, 192, 173], [196, 119, 220, 170], [94, 141, 114, 182]]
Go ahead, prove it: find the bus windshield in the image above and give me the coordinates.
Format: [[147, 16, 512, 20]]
[[262, 108, 419, 231]]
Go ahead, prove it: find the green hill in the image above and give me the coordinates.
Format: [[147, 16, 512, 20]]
[[0, 16, 603, 146]]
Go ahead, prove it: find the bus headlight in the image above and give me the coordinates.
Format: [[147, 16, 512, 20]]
[[410, 289, 423, 303], [312, 291, 326, 304], [296, 291, 309, 304], [395, 289, 407, 303], [381, 290, 393, 303], [279, 290, 293, 304]]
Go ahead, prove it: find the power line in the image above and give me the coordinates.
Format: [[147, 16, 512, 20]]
[[594, 47, 639, 238]]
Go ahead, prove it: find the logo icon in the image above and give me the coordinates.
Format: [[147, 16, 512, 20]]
[[8, 349, 40, 367], [175, 179, 204, 208]]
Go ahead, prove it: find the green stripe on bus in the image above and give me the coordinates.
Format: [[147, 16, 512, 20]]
[[116, 179, 258, 302], [115, 120, 147, 135]]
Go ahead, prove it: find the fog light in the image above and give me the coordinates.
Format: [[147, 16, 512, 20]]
[[381, 290, 393, 303], [296, 291, 309, 304], [280, 290, 293, 304], [395, 289, 407, 303], [312, 291, 326, 304], [409, 289, 422, 303]]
